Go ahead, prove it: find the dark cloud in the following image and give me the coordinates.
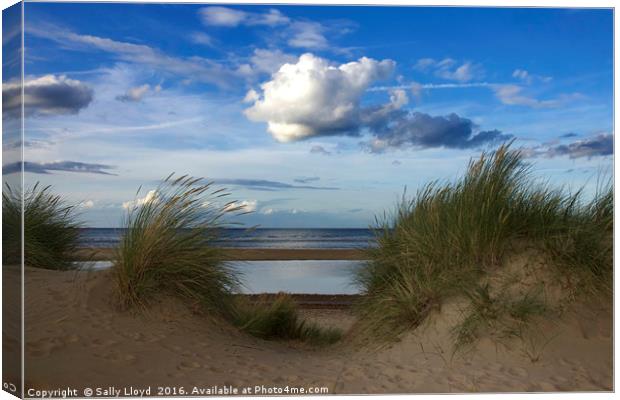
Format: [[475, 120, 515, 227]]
[[560, 132, 579, 139], [523, 134, 613, 159], [212, 178, 338, 191], [294, 176, 320, 184], [392, 160, 402, 166], [363, 111, 512, 153], [310, 145, 332, 155], [3, 161, 117, 175], [3, 75, 93, 118]]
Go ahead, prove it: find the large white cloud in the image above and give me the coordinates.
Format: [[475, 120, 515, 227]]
[[244, 53, 395, 142]]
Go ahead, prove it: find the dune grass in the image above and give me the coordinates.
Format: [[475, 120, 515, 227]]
[[451, 283, 547, 352], [2, 183, 81, 270], [113, 174, 341, 345], [355, 143, 612, 344], [113, 174, 244, 312], [232, 294, 342, 346], [543, 180, 613, 298]]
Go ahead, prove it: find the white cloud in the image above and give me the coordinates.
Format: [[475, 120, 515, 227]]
[[492, 84, 582, 108], [512, 68, 552, 85], [287, 21, 329, 50], [122, 190, 158, 210], [244, 53, 395, 142], [256, 9, 290, 26], [198, 6, 289, 27], [199, 6, 247, 27], [512, 69, 530, 83], [236, 49, 298, 79], [190, 32, 214, 47], [362, 88, 409, 125], [79, 200, 95, 209], [250, 48, 297, 75], [387, 89, 409, 109], [414, 58, 483, 82], [116, 84, 157, 102], [225, 200, 257, 212]]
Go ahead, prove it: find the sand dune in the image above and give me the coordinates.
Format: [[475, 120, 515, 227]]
[[22, 267, 611, 394]]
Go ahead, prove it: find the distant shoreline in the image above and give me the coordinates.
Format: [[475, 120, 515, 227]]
[[74, 247, 368, 261]]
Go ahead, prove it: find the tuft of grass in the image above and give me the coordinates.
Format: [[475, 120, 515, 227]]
[[232, 294, 342, 346], [451, 283, 547, 352], [355, 143, 612, 344], [542, 180, 613, 298], [114, 174, 341, 346], [113, 174, 243, 312], [3, 183, 81, 270]]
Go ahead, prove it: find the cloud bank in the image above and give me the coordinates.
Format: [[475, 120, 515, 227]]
[[363, 111, 511, 153]]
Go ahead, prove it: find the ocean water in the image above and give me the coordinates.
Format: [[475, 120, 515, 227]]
[[78, 228, 376, 249], [79, 228, 372, 294], [80, 260, 363, 294]]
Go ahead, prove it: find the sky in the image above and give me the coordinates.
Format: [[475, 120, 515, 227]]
[[2, 3, 614, 228]]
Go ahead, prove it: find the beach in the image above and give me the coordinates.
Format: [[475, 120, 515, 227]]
[[23, 264, 612, 394], [74, 248, 367, 261]]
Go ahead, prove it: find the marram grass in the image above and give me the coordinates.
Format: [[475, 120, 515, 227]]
[[113, 174, 243, 312], [355, 143, 612, 344], [232, 294, 342, 346], [2, 183, 81, 270], [114, 174, 341, 345]]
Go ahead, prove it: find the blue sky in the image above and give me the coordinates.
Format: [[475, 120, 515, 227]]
[[5, 3, 613, 227]]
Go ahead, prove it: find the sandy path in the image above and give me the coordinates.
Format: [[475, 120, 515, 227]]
[[22, 268, 611, 394]]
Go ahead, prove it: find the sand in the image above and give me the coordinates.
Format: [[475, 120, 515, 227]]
[[73, 248, 366, 261], [21, 267, 612, 395]]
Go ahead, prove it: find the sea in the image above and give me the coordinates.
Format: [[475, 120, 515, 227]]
[[78, 228, 375, 294], [78, 228, 376, 249]]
